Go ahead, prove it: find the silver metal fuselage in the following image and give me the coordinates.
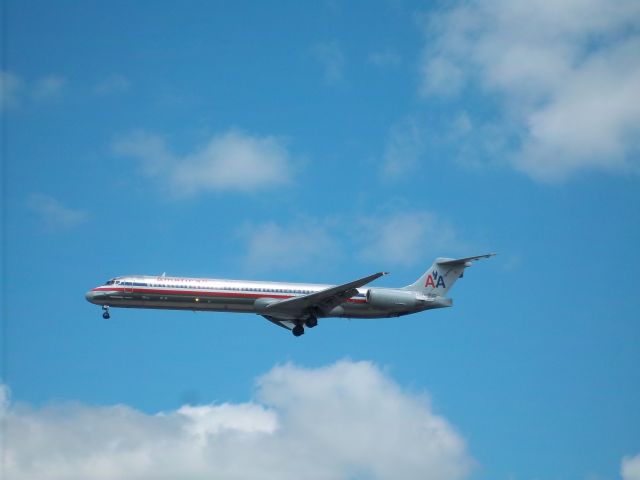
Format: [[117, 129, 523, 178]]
[[85, 275, 450, 319]]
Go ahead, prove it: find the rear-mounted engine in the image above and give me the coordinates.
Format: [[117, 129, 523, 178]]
[[366, 289, 418, 308]]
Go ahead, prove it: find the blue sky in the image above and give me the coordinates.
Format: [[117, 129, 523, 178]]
[[2, 1, 640, 479]]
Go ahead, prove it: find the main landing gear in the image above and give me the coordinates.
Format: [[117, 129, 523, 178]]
[[292, 324, 304, 337], [102, 305, 110, 319], [291, 316, 318, 337]]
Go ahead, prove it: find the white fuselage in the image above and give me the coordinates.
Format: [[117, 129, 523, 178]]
[[85, 274, 447, 319], [85, 255, 493, 336]]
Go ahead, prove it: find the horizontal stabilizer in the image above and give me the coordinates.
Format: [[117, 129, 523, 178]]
[[437, 253, 496, 266]]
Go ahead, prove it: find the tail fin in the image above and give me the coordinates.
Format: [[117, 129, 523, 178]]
[[403, 253, 495, 296]]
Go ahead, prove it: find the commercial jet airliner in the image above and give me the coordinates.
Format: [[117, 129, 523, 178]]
[[85, 254, 494, 336]]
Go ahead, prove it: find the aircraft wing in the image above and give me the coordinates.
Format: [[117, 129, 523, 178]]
[[262, 315, 295, 331], [264, 271, 387, 317]]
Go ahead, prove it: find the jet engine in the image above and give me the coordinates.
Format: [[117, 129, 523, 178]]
[[366, 289, 418, 309]]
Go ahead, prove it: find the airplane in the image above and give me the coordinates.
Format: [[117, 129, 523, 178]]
[[85, 253, 494, 337]]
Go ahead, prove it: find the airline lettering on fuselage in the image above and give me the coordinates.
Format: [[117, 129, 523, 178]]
[[425, 269, 446, 289]]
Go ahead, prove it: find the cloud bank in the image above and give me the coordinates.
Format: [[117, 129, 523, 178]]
[[623, 454, 640, 480], [356, 210, 463, 267], [420, 0, 640, 182], [1, 361, 472, 480], [240, 219, 341, 273], [113, 130, 294, 196], [240, 209, 465, 273], [1, 71, 69, 109]]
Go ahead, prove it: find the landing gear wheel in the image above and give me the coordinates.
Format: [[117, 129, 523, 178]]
[[292, 325, 304, 337], [102, 306, 110, 319], [305, 317, 318, 328]]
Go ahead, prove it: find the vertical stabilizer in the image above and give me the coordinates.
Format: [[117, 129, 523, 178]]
[[403, 254, 495, 296]]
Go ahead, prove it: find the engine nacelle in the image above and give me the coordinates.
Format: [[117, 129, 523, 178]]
[[366, 289, 418, 309]]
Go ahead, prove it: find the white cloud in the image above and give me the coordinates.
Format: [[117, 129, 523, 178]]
[[112, 131, 173, 177], [0, 384, 7, 469], [113, 130, 294, 196], [312, 40, 345, 84], [420, 0, 640, 182], [239, 209, 466, 273], [93, 74, 131, 95], [32, 74, 67, 101], [240, 219, 340, 273], [623, 454, 640, 480], [1, 360, 472, 480], [381, 117, 427, 179], [0, 70, 23, 110], [1, 72, 70, 109], [420, 57, 464, 96], [0, 383, 8, 414], [174, 132, 293, 194], [28, 193, 88, 231], [356, 210, 464, 267]]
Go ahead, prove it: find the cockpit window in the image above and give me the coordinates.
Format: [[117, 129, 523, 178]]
[[105, 279, 115, 285]]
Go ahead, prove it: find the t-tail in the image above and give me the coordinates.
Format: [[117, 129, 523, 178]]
[[403, 253, 496, 297]]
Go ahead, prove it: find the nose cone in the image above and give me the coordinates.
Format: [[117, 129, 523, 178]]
[[85, 290, 96, 304]]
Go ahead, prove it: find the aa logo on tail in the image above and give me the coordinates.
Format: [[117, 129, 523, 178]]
[[425, 269, 446, 289]]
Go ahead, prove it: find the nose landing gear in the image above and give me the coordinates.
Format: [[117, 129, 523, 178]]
[[102, 305, 110, 319]]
